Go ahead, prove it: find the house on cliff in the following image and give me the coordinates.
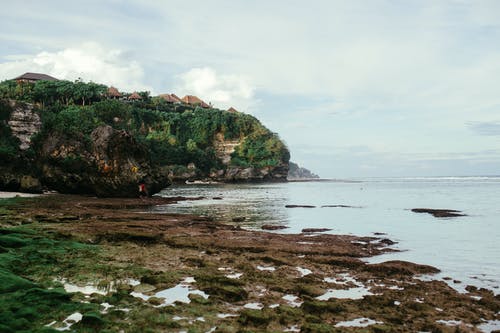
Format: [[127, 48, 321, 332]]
[[107, 86, 122, 99], [14, 72, 58, 83], [159, 93, 182, 104], [181, 95, 210, 108], [128, 92, 142, 100]]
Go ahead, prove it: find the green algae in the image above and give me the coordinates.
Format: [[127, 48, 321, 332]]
[[0, 227, 105, 332]]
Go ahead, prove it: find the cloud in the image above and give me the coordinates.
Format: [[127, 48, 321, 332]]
[[467, 121, 500, 136], [174, 67, 255, 111], [0, 42, 153, 93]]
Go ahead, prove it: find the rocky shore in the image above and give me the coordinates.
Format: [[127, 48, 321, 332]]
[[1, 195, 499, 332]]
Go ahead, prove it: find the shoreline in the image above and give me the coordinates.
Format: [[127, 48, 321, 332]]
[[1, 194, 499, 332]]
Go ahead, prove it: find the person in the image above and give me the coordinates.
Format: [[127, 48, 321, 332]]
[[138, 180, 148, 198]]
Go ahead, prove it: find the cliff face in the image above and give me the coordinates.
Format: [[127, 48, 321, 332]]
[[40, 125, 169, 197], [288, 162, 320, 180], [7, 100, 41, 151], [0, 100, 169, 197], [0, 98, 289, 196]]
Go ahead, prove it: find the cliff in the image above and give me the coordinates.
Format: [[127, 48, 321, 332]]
[[287, 162, 320, 180], [0, 84, 289, 196]]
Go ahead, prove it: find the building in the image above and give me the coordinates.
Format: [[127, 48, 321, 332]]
[[227, 107, 238, 113], [107, 87, 122, 99], [14, 72, 58, 83], [128, 92, 142, 100], [181, 95, 210, 108], [158, 93, 182, 103]]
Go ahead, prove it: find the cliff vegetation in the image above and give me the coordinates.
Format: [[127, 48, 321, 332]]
[[0, 79, 289, 196]]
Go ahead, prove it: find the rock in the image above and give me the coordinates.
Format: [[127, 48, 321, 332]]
[[232, 217, 246, 222], [411, 208, 466, 218], [6, 100, 41, 150], [19, 175, 42, 193], [365, 260, 440, 276], [40, 125, 169, 197], [301, 228, 332, 233], [285, 205, 316, 208], [261, 224, 288, 230], [287, 161, 320, 180], [379, 238, 397, 246]]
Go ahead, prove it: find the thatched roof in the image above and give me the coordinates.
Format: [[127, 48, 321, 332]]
[[159, 93, 181, 103], [181, 95, 210, 108], [227, 107, 238, 113], [170, 93, 182, 103], [14, 72, 58, 81], [128, 92, 142, 100], [107, 87, 122, 97]]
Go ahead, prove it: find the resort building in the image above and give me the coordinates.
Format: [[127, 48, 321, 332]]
[[107, 87, 122, 99], [159, 93, 182, 103], [14, 72, 58, 83], [181, 95, 210, 108], [128, 92, 142, 100]]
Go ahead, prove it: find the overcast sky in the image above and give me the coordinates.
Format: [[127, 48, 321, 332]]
[[1, 0, 500, 178]]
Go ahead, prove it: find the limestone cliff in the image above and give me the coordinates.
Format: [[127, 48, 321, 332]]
[[6, 100, 41, 151], [0, 97, 289, 196], [0, 100, 169, 197], [288, 162, 320, 180], [40, 125, 169, 197]]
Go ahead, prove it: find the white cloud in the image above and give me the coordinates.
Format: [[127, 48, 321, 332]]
[[174, 67, 255, 111], [0, 42, 153, 93]]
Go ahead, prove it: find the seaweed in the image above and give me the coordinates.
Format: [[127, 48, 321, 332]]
[[0, 226, 101, 332]]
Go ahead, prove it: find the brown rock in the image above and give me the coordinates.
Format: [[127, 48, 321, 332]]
[[301, 228, 332, 233], [261, 224, 288, 230], [411, 208, 466, 218]]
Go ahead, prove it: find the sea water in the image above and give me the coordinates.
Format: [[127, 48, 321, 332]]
[[154, 177, 500, 294]]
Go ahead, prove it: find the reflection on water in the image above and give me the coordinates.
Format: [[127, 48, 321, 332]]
[[153, 184, 290, 230]]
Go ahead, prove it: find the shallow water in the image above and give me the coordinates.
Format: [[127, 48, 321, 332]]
[[155, 177, 500, 293]]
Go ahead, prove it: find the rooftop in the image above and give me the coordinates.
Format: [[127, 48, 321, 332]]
[[14, 72, 58, 81]]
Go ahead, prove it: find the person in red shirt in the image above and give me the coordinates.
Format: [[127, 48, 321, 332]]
[[138, 180, 148, 198]]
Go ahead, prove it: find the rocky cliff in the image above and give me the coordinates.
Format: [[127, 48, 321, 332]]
[[287, 162, 320, 180], [39, 125, 169, 197], [0, 96, 289, 196]]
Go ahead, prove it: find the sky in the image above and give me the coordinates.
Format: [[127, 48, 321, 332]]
[[1, 0, 500, 178]]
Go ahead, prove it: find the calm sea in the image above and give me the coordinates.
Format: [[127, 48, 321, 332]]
[[154, 177, 500, 294]]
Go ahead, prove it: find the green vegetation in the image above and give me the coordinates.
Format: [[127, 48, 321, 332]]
[[1, 78, 289, 176], [0, 227, 101, 332], [0, 100, 20, 162], [0, 79, 107, 107]]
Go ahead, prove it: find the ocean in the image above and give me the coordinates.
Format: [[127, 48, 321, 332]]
[[154, 177, 500, 295]]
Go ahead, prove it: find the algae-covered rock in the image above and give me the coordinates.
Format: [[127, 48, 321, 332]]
[[77, 311, 106, 329], [238, 309, 275, 327], [0, 268, 35, 292], [300, 322, 338, 333], [0, 234, 28, 248]]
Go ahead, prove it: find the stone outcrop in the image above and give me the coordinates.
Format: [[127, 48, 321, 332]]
[[6, 100, 41, 150], [287, 162, 319, 180], [168, 132, 289, 183], [1, 99, 289, 195], [0, 100, 170, 196], [40, 125, 169, 197], [214, 132, 240, 165]]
